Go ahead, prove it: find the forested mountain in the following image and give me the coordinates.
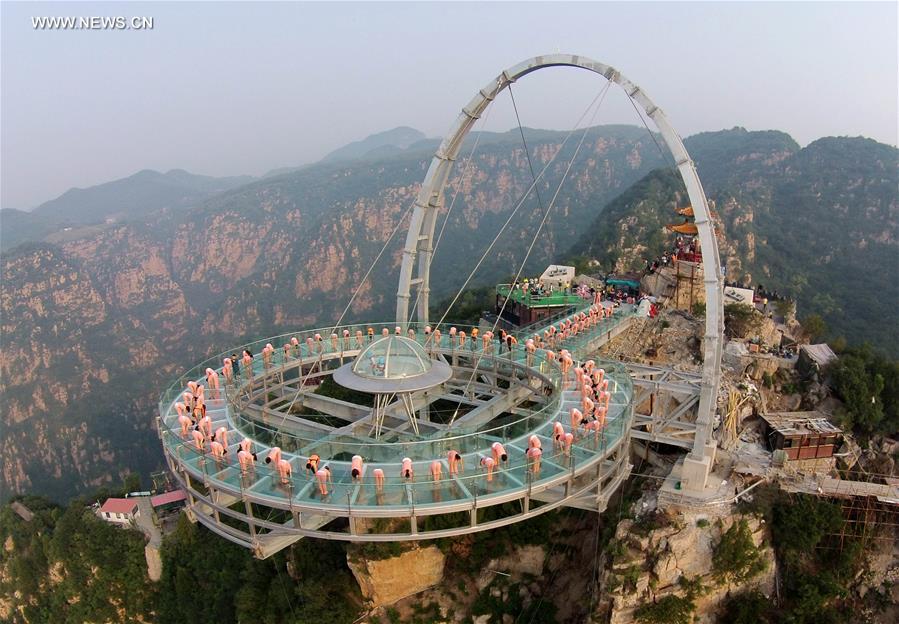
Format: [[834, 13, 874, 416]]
[[568, 128, 898, 351], [1, 124, 896, 502], [0, 169, 255, 251]]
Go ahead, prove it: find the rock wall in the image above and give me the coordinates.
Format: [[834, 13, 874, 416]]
[[603, 512, 775, 624], [347, 545, 446, 608], [473, 544, 545, 592], [360, 542, 560, 624]]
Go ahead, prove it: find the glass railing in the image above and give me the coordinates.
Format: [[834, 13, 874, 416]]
[[174, 351, 565, 452], [511, 301, 590, 338], [157, 315, 636, 412], [162, 407, 628, 512]]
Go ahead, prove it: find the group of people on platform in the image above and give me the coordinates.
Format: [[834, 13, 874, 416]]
[[644, 235, 700, 275], [169, 295, 626, 502]]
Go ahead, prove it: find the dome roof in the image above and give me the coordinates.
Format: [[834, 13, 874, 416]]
[[351, 336, 432, 380]]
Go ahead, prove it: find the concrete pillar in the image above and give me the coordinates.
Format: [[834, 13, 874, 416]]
[[680, 455, 711, 492]]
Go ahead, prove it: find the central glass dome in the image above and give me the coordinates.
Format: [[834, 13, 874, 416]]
[[352, 336, 433, 380]]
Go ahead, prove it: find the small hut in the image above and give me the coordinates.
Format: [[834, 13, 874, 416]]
[[760, 411, 842, 460]]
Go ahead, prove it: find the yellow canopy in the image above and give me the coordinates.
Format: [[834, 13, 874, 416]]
[[666, 222, 699, 235]]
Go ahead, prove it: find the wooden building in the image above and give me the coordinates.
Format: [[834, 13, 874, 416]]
[[760, 411, 842, 460]]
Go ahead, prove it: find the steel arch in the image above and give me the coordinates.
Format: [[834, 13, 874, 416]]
[[395, 53, 723, 462]]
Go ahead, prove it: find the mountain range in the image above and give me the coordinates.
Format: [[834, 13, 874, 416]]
[[0, 169, 255, 252], [0, 126, 435, 253], [1, 124, 896, 502]]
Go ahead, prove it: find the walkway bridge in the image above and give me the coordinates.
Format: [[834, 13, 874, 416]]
[[512, 308, 705, 452]]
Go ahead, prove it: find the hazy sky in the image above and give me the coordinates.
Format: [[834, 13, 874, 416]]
[[2, 1, 896, 209]]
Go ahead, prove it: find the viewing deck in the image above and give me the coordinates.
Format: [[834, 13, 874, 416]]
[[496, 283, 586, 308], [158, 307, 637, 550]]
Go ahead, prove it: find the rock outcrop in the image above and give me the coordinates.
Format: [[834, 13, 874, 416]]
[[348, 545, 446, 608], [603, 512, 775, 624]]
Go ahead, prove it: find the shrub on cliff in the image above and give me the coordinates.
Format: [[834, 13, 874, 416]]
[[711, 518, 767, 587], [634, 594, 695, 624]]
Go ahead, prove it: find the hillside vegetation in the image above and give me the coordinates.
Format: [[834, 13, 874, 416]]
[[568, 128, 899, 353]]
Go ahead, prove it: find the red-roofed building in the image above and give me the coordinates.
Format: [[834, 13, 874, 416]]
[[98, 498, 140, 526], [151, 489, 187, 514]]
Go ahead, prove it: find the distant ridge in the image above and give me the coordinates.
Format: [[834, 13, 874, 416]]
[[320, 126, 427, 163], [32, 169, 255, 223], [1, 169, 254, 252]]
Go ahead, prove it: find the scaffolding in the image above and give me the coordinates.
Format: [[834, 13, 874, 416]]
[[781, 471, 899, 552]]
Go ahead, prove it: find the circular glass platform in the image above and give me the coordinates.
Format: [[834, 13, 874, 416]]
[[157, 312, 635, 548]]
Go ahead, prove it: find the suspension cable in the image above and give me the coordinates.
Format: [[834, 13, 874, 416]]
[[491, 80, 611, 339], [508, 83, 547, 213], [429, 82, 609, 340], [447, 79, 612, 426], [623, 84, 667, 161]]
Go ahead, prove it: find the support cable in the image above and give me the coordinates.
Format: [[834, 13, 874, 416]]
[[273, 554, 299, 622], [622, 84, 668, 161], [448, 79, 612, 426], [430, 82, 609, 343], [508, 83, 547, 213]]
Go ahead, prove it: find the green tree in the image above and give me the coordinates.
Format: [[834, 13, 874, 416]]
[[158, 515, 250, 624], [828, 346, 895, 435], [774, 298, 795, 319], [634, 594, 695, 624], [830, 336, 848, 353], [122, 472, 142, 493], [724, 303, 763, 339], [768, 492, 862, 623], [772, 495, 842, 557], [712, 519, 767, 586], [800, 314, 827, 341], [719, 590, 775, 624]]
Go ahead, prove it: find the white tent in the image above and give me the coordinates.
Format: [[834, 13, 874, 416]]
[[539, 265, 575, 289]]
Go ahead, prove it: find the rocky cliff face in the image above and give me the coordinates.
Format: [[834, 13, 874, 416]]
[[0, 125, 665, 501], [602, 513, 775, 624], [348, 545, 446, 608]]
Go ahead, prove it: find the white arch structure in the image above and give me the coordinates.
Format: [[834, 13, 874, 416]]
[[396, 54, 723, 485]]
